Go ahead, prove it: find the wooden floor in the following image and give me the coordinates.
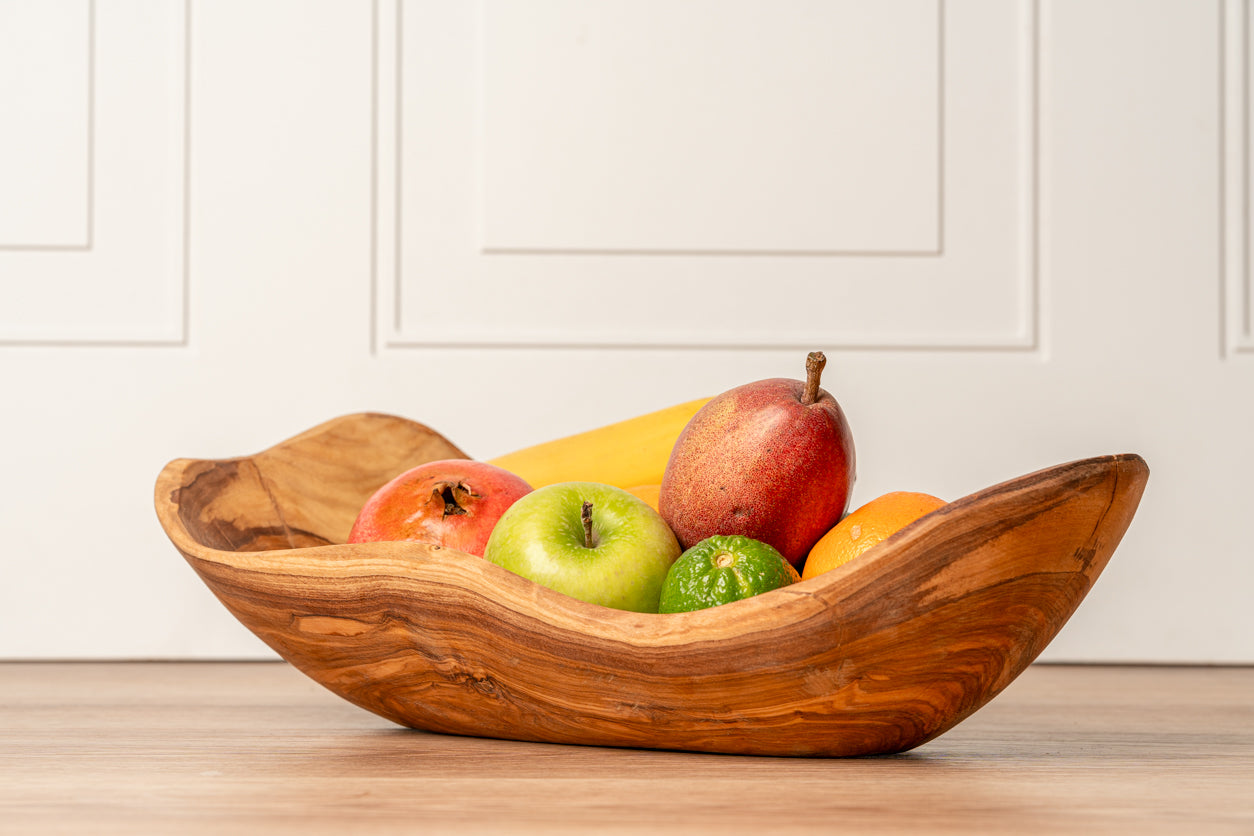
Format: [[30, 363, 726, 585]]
[[1, 663, 1250, 835]]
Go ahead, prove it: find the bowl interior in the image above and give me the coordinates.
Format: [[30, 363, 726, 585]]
[[172, 412, 468, 552]]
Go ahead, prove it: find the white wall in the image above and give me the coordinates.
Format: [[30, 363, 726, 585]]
[[1, 0, 1250, 662]]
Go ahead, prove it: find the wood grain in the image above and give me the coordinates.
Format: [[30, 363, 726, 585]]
[[154, 413, 1149, 757], [2, 662, 1250, 835]]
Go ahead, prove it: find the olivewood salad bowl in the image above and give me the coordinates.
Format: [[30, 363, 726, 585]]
[[155, 413, 1148, 758]]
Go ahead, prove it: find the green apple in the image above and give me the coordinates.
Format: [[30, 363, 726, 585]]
[[483, 481, 682, 613]]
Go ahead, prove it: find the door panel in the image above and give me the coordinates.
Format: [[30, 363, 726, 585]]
[[380, 0, 1035, 349], [0, 0, 185, 344]]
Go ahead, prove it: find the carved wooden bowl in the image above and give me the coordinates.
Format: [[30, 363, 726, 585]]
[[154, 413, 1148, 758]]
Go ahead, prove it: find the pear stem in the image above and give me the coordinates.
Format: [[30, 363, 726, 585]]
[[802, 351, 827, 405], [581, 501, 595, 549]]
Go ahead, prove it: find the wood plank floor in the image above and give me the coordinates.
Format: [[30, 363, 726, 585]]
[[1, 662, 1250, 834]]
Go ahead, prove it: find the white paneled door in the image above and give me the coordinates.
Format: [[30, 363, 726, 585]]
[[0, 0, 1249, 662]]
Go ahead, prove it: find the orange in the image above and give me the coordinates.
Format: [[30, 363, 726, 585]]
[[625, 484, 661, 512], [801, 491, 946, 580]]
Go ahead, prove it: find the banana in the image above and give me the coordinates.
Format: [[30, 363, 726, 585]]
[[624, 484, 661, 511], [487, 398, 711, 490]]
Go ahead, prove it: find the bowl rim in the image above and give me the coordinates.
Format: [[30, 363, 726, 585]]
[[154, 412, 1149, 642]]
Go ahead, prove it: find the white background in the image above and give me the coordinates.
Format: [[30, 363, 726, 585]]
[[0, 0, 1250, 662]]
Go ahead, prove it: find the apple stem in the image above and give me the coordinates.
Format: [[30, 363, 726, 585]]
[[802, 351, 827, 405], [581, 501, 595, 549]]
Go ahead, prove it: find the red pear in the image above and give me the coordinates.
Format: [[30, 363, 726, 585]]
[[658, 352, 855, 567]]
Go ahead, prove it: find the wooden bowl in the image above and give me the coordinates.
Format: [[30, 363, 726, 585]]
[[154, 413, 1148, 757]]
